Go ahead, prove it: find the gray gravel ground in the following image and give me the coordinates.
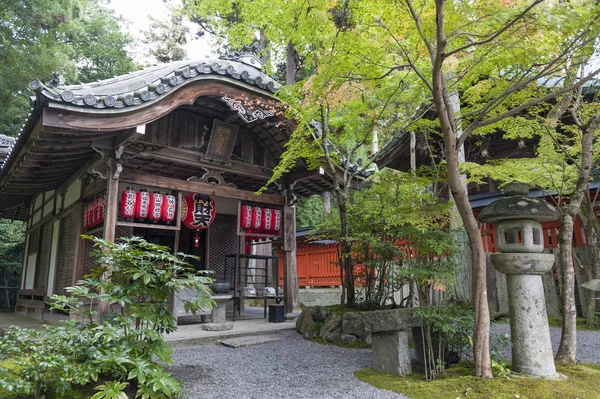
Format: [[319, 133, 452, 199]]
[[491, 323, 600, 364], [168, 329, 406, 399], [168, 323, 600, 399]]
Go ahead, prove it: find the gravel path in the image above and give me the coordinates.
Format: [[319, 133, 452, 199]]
[[491, 324, 600, 364], [169, 324, 600, 399], [168, 329, 406, 399]]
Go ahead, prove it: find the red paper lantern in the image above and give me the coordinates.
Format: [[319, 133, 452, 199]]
[[148, 191, 163, 222], [89, 197, 97, 227], [161, 193, 177, 223], [261, 208, 273, 232], [273, 209, 281, 234], [96, 194, 106, 225], [120, 187, 136, 218], [251, 206, 262, 232], [135, 189, 150, 219], [181, 193, 216, 230], [240, 205, 252, 230]]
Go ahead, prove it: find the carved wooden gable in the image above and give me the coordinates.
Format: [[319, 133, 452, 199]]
[[143, 111, 274, 168]]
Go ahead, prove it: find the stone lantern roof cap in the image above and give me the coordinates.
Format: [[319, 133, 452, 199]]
[[477, 182, 560, 223]]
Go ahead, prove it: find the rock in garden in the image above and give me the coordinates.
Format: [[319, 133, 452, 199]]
[[304, 322, 322, 340], [298, 308, 314, 335], [342, 312, 371, 340], [340, 333, 357, 345], [312, 306, 331, 323], [320, 313, 342, 342], [295, 308, 306, 332]]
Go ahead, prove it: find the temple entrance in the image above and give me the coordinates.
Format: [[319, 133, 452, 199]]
[[178, 227, 207, 272]]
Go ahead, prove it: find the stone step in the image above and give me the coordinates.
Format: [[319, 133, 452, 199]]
[[218, 335, 281, 348]]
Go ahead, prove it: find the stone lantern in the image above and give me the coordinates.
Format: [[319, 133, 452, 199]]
[[478, 182, 560, 378]]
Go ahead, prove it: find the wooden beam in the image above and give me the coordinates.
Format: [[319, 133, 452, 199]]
[[145, 147, 272, 180], [119, 171, 285, 205], [116, 221, 180, 231]]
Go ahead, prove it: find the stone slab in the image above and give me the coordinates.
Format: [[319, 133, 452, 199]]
[[360, 308, 421, 332], [371, 330, 411, 376], [201, 322, 233, 331], [218, 335, 281, 348]]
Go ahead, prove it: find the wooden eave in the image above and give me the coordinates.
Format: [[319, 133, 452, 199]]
[[0, 60, 337, 220]]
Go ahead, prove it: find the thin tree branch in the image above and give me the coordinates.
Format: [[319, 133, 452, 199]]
[[445, 0, 544, 58], [459, 67, 600, 146]]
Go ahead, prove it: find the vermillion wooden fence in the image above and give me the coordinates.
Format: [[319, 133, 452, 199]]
[[279, 219, 590, 287], [480, 219, 588, 253], [277, 242, 341, 287]]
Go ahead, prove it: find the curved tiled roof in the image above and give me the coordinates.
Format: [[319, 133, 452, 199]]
[[29, 58, 280, 112]]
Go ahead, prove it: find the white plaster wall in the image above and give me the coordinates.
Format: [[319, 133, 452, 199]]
[[32, 210, 41, 225], [46, 220, 61, 296], [24, 254, 36, 289], [64, 179, 81, 208], [43, 198, 55, 218], [34, 194, 43, 210]]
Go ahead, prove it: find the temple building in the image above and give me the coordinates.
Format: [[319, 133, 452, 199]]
[[0, 49, 335, 321]]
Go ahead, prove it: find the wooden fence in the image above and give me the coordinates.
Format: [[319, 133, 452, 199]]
[[278, 219, 590, 287]]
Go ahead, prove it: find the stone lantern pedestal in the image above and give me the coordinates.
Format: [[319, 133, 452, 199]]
[[478, 182, 560, 378]]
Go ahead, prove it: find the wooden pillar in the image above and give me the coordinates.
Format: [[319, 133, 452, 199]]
[[98, 161, 120, 319], [283, 197, 297, 316], [103, 162, 120, 243]]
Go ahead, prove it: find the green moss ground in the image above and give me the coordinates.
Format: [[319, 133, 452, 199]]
[[355, 361, 600, 399], [547, 316, 600, 331]]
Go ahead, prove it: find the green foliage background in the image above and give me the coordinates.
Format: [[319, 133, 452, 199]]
[[0, 0, 137, 137]]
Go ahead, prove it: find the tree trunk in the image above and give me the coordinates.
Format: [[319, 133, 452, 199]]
[[337, 190, 355, 306], [555, 112, 599, 362], [341, 232, 355, 306], [323, 191, 331, 213], [431, 0, 491, 376], [438, 117, 491, 376], [556, 215, 578, 363], [578, 195, 600, 327], [285, 41, 298, 85]]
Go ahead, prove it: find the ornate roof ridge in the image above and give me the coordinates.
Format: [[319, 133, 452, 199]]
[[28, 58, 280, 111]]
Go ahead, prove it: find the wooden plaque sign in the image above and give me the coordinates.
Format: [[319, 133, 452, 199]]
[[205, 119, 239, 163]]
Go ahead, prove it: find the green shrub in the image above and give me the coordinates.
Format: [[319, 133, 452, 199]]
[[413, 302, 474, 380], [0, 236, 213, 399]]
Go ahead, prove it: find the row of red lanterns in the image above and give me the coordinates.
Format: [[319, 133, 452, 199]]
[[120, 188, 177, 223], [84, 194, 106, 229], [240, 205, 281, 235]]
